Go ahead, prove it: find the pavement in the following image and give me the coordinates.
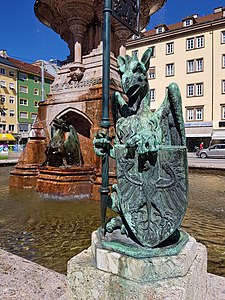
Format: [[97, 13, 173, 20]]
[[0, 249, 68, 300], [1, 248, 225, 300], [188, 152, 225, 170], [0, 152, 21, 166]]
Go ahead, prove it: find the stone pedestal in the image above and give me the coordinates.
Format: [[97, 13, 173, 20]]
[[67, 232, 207, 300], [9, 139, 47, 189], [36, 166, 96, 197]]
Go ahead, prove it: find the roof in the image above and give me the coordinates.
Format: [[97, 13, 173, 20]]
[[8, 57, 54, 80], [144, 11, 225, 38], [0, 56, 17, 69]]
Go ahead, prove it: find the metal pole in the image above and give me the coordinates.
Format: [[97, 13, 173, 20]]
[[41, 60, 45, 102], [100, 0, 112, 235]]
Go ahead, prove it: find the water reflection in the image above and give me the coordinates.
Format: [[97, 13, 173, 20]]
[[0, 166, 225, 276]]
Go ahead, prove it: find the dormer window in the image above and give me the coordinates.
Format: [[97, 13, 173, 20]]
[[155, 24, 168, 34], [184, 19, 192, 27], [182, 16, 196, 27], [156, 27, 164, 33]]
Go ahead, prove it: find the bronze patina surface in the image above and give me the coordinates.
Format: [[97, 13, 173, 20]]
[[94, 48, 188, 256]]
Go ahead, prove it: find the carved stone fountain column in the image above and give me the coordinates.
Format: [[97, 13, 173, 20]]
[[113, 22, 131, 56], [58, 1, 95, 81]]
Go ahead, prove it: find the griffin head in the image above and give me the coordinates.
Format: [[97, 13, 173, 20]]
[[117, 47, 153, 107]]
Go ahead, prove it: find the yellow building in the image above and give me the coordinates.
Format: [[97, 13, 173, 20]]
[[0, 52, 18, 136], [126, 7, 225, 150]]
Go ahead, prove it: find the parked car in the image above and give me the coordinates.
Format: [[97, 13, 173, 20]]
[[197, 144, 225, 158]]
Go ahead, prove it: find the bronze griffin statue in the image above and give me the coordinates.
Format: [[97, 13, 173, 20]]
[[46, 117, 82, 167], [94, 48, 189, 257]]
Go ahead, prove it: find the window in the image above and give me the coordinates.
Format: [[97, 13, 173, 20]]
[[19, 112, 28, 118], [149, 67, 155, 79], [196, 36, 204, 48], [20, 85, 28, 93], [222, 55, 225, 68], [19, 123, 29, 132], [196, 59, 203, 72], [196, 108, 203, 120], [9, 82, 15, 89], [187, 83, 203, 97], [187, 60, 194, 73], [1, 95, 6, 103], [186, 36, 204, 50], [222, 106, 225, 119], [9, 70, 15, 76], [186, 107, 204, 121], [187, 108, 194, 121], [186, 38, 194, 50], [183, 19, 193, 27], [34, 88, 39, 95], [0, 68, 6, 75], [34, 101, 39, 107], [20, 99, 28, 106], [31, 113, 37, 119], [132, 50, 138, 58], [222, 32, 225, 44], [19, 73, 28, 81], [187, 84, 194, 97], [166, 42, 174, 55], [187, 59, 203, 73], [196, 83, 203, 96], [0, 124, 6, 131], [166, 63, 174, 76], [150, 89, 155, 101], [151, 46, 156, 57], [222, 80, 225, 94], [8, 124, 15, 132], [156, 27, 164, 34], [9, 96, 14, 104], [9, 110, 15, 117], [34, 76, 39, 83], [0, 80, 6, 87]]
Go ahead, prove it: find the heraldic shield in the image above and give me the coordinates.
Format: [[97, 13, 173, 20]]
[[114, 144, 188, 248]]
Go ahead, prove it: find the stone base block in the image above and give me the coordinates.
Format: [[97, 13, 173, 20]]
[[67, 235, 207, 300], [36, 166, 96, 197]]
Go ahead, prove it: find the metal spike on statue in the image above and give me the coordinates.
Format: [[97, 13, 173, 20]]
[[93, 0, 189, 257]]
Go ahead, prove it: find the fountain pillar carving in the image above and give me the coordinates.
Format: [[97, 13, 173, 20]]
[[113, 22, 131, 57]]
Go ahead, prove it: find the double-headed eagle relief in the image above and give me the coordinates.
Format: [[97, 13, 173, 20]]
[[94, 48, 188, 256]]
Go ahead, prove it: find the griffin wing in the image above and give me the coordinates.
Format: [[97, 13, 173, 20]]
[[155, 82, 186, 146]]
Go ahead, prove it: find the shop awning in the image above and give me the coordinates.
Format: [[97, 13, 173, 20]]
[[185, 127, 212, 138], [0, 133, 16, 142], [211, 130, 225, 140]]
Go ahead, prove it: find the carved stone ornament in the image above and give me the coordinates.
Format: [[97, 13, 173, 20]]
[[69, 63, 85, 82], [34, 0, 167, 59], [93, 48, 189, 257]]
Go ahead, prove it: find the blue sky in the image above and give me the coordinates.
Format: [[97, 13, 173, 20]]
[[1, 0, 225, 63]]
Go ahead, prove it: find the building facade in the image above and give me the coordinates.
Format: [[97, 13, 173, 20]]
[[126, 7, 225, 151], [8, 57, 54, 142], [0, 56, 18, 135], [0, 51, 54, 142]]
